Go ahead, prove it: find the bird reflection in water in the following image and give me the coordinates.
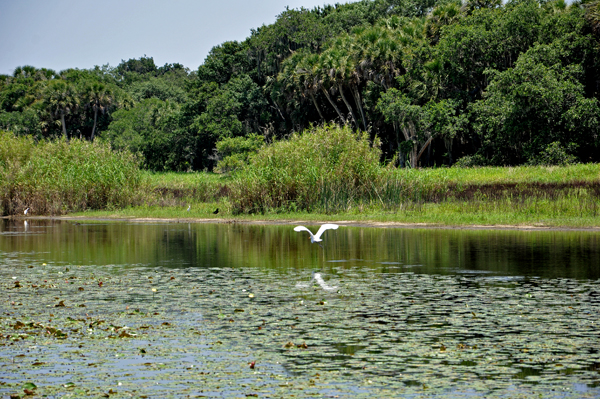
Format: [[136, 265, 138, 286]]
[[296, 271, 338, 291]]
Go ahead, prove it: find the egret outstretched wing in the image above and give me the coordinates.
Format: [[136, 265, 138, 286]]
[[294, 225, 315, 240], [314, 224, 339, 241]]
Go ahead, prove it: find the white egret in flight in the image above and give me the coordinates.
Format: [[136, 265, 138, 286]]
[[294, 224, 339, 247], [24, 208, 30, 215]]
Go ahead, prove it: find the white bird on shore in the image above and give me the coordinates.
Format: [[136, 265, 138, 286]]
[[24, 207, 30, 215], [295, 271, 338, 291], [294, 224, 339, 247], [187, 205, 191, 212]]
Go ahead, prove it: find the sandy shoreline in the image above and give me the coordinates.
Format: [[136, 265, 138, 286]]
[[5, 215, 600, 232]]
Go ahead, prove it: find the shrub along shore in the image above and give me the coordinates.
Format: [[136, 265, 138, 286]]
[[2, 127, 600, 228]]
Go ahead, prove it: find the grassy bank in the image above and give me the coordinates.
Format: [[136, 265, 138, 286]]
[[224, 125, 600, 220], [4, 126, 599, 228], [73, 163, 600, 228]]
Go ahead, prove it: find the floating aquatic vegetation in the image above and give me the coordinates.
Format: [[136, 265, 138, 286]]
[[1, 258, 600, 398]]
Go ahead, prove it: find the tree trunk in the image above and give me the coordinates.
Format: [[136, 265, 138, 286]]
[[416, 136, 433, 165], [91, 106, 98, 142], [400, 123, 416, 167], [309, 92, 324, 121], [271, 99, 286, 122], [60, 111, 68, 141], [393, 121, 400, 152], [351, 85, 367, 131], [321, 87, 346, 124], [444, 138, 453, 165], [400, 124, 412, 141], [338, 85, 358, 128]]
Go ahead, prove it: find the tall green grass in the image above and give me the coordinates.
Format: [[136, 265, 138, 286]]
[[0, 131, 144, 215], [229, 124, 382, 213]]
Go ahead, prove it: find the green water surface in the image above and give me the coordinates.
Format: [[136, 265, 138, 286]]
[[1, 220, 599, 398]]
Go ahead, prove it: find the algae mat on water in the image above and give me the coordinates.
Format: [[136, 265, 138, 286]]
[[1, 256, 600, 398]]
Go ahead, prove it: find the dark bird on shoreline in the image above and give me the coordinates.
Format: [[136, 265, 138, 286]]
[[213, 208, 219, 215]]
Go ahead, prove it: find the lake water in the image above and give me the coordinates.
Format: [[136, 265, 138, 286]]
[[1, 219, 599, 398]]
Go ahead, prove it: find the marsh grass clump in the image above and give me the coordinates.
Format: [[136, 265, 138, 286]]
[[229, 124, 382, 213], [0, 131, 143, 215]]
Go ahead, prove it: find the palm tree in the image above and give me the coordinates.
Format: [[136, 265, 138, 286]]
[[302, 53, 328, 121], [12, 66, 58, 81], [321, 43, 359, 128], [294, 51, 326, 121], [278, 50, 325, 122], [42, 80, 79, 140], [461, 0, 502, 15], [584, 0, 600, 36], [317, 50, 348, 125], [83, 82, 114, 141], [425, 2, 462, 45], [328, 34, 370, 131], [407, 58, 445, 102], [354, 19, 420, 92]]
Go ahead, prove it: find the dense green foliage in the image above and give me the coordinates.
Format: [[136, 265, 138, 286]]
[[214, 133, 265, 173], [2, 0, 600, 170], [0, 131, 143, 215]]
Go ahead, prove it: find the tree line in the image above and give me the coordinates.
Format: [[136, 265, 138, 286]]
[[2, 0, 600, 170]]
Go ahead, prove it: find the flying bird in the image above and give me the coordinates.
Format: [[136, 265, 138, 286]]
[[24, 208, 30, 215], [294, 223, 339, 247]]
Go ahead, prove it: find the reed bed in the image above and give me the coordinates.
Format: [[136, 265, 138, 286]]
[[0, 131, 144, 215]]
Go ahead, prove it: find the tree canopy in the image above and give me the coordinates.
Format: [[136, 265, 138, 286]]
[[2, 0, 599, 169]]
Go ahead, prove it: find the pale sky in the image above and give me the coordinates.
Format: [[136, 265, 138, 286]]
[[0, 0, 358, 75]]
